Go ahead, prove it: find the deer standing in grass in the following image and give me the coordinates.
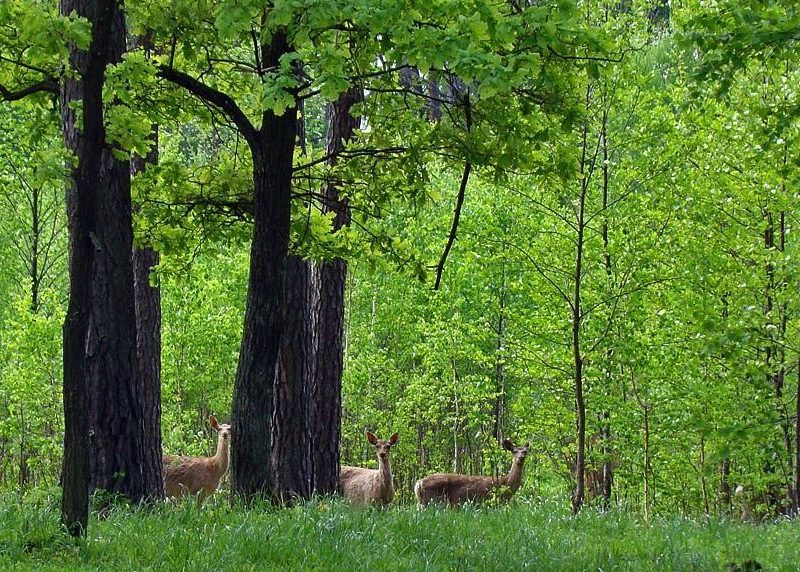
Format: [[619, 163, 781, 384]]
[[340, 432, 398, 505], [414, 439, 529, 506], [163, 415, 231, 501]]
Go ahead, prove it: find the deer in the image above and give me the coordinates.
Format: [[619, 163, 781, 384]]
[[414, 439, 530, 507], [339, 431, 398, 505], [163, 415, 231, 501]]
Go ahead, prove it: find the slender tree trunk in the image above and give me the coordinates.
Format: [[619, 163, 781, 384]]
[[492, 259, 507, 442], [794, 357, 800, 515], [272, 254, 313, 502], [309, 86, 361, 493], [231, 31, 297, 500], [131, 125, 164, 499], [600, 106, 613, 508], [30, 186, 40, 312], [571, 89, 590, 515]]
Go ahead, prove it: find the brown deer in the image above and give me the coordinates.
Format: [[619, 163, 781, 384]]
[[163, 415, 231, 500], [340, 432, 398, 505], [414, 439, 529, 506]]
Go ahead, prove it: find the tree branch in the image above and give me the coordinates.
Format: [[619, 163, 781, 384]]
[[0, 78, 58, 101], [434, 95, 472, 290], [157, 65, 258, 147]]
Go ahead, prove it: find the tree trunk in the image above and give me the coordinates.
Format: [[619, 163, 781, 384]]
[[600, 106, 613, 508], [131, 126, 164, 499], [571, 90, 590, 515], [794, 357, 800, 515], [60, 0, 119, 536], [492, 259, 506, 442], [230, 31, 297, 500], [79, 2, 157, 500], [309, 87, 361, 493], [272, 254, 313, 502], [719, 458, 732, 512]]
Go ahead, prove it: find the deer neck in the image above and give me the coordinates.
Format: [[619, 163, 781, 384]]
[[500, 457, 525, 491], [214, 436, 230, 473], [377, 455, 392, 487]]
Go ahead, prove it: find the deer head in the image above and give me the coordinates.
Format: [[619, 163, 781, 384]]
[[209, 415, 232, 444], [502, 439, 530, 463], [366, 431, 398, 461]]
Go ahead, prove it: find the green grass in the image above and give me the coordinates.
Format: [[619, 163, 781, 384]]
[[1, 492, 797, 571]]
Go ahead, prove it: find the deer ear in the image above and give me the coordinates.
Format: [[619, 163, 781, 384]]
[[502, 439, 514, 451], [389, 432, 399, 445], [365, 431, 378, 445], [524, 442, 530, 449], [209, 415, 219, 430]]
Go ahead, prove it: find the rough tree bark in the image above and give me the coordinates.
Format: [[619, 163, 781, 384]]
[[131, 124, 164, 499], [83, 5, 155, 500], [60, 0, 114, 536], [271, 254, 314, 501], [309, 86, 362, 493], [229, 32, 298, 501], [157, 29, 298, 502]]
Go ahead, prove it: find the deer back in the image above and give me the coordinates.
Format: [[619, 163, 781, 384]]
[[414, 473, 497, 506]]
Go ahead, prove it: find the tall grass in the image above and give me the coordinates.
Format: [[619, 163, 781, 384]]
[[1, 491, 797, 570]]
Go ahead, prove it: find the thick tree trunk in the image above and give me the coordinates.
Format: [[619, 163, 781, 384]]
[[81, 3, 155, 500], [59, 0, 116, 536], [309, 87, 361, 493], [60, 0, 158, 505], [230, 31, 297, 500], [131, 131, 164, 499], [272, 255, 313, 502]]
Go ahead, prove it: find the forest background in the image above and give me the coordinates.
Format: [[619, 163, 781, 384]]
[[1, 0, 799, 531]]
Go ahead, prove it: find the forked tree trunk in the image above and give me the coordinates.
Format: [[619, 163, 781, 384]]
[[309, 87, 361, 493], [230, 31, 298, 500]]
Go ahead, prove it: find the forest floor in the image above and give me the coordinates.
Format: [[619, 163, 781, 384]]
[[1, 492, 798, 571]]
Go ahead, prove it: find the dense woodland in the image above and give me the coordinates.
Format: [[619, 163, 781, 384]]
[[1, 0, 799, 538]]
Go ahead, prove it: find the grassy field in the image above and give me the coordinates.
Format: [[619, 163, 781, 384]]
[[0, 492, 797, 571]]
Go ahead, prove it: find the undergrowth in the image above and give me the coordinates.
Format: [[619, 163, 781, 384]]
[[0, 491, 797, 571]]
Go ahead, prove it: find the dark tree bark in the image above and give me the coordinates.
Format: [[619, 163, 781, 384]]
[[309, 86, 362, 493], [230, 32, 298, 501], [157, 29, 297, 502], [83, 5, 154, 500], [60, 0, 159, 505], [131, 126, 164, 499], [272, 254, 314, 502], [59, 0, 116, 536]]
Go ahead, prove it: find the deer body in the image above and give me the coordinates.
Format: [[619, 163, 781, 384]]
[[414, 440, 529, 506], [163, 416, 231, 500], [340, 432, 398, 505]]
